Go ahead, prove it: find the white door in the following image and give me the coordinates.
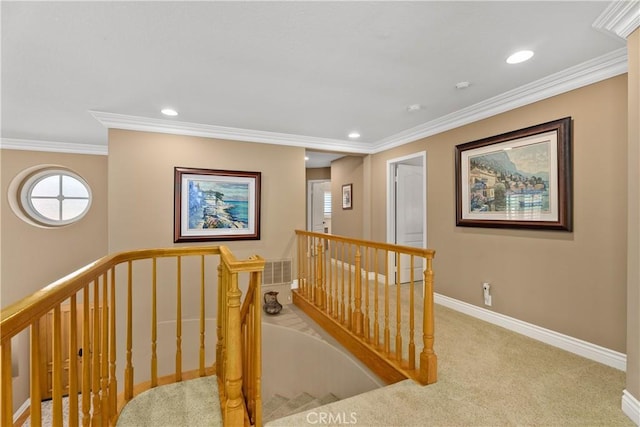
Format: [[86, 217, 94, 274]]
[[388, 153, 426, 284], [396, 164, 424, 282], [308, 180, 330, 233]]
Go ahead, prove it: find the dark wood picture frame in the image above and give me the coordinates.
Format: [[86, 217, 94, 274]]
[[342, 184, 353, 210], [174, 167, 261, 242], [455, 117, 572, 231]]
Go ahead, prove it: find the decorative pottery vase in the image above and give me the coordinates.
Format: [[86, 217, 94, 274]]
[[263, 291, 283, 315]]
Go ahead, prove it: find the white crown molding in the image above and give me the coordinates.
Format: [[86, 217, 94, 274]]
[[11, 45, 630, 157], [593, 0, 640, 40], [622, 389, 640, 426], [91, 43, 626, 157], [89, 111, 370, 154], [434, 293, 627, 371], [372, 47, 628, 153], [0, 138, 108, 155]]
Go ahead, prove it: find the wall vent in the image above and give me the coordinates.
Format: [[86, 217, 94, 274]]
[[263, 259, 292, 285]]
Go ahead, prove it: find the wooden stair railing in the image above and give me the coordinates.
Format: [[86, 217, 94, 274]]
[[0, 246, 264, 427], [294, 230, 437, 386]]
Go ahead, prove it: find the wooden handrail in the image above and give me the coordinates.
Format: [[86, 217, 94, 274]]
[[1, 246, 264, 427], [294, 230, 437, 386]]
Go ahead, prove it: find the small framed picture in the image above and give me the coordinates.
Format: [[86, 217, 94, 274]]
[[342, 184, 352, 210]]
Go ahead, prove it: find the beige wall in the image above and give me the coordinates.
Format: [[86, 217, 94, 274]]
[[626, 28, 640, 404], [108, 129, 305, 258], [1, 149, 108, 411], [368, 76, 628, 352], [331, 156, 364, 238], [306, 167, 331, 181]]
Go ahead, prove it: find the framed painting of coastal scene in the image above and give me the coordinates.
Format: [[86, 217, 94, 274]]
[[174, 167, 261, 242], [455, 117, 572, 231]]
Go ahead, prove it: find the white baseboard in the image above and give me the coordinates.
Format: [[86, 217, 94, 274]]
[[623, 390, 640, 426], [434, 293, 627, 371], [14, 398, 30, 423]]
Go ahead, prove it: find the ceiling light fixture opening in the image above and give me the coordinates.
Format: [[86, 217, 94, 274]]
[[406, 104, 422, 112], [161, 108, 178, 116], [506, 50, 534, 64], [455, 81, 470, 89], [348, 132, 361, 139]]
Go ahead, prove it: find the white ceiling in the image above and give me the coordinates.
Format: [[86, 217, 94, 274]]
[[1, 1, 636, 167]]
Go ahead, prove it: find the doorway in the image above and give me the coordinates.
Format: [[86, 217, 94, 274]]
[[387, 152, 427, 283], [308, 180, 331, 234]]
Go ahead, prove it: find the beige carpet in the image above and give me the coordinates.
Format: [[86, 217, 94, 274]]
[[116, 376, 222, 426], [268, 303, 634, 427]]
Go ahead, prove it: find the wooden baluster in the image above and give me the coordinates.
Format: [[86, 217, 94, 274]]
[[315, 241, 323, 308], [124, 261, 134, 401], [408, 256, 416, 370], [296, 235, 303, 296], [419, 257, 437, 384], [151, 257, 158, 387], [1, 339, 13, 427], [308, 236, 312, 297], [384, 251, 390, 355], [91, 280, 102, 425], [333, 243, 340, 319], [220, 267, 228, 390], [82, 288, 90, 426], [216, 264, 223, 379], [308, 236, 312, 298], [327, 240, 333, 316], [109, 268, 117, 424], [347, 245, 353, 329], [301, 236, 307, 297], [30, 319, 42, 427], [68, 296, 78, 427], [396, 252, 402, 361], [363, 247, 370, 341], [176, 256, 183, 382], [52, 305, 63, 426], [101, 274, 109, 426], [224, 271, 244, 426], [199, 255, 206, 376], [353, 247, 363, 336], [340, 242, 346, 324], [373, 248, 380, 348]]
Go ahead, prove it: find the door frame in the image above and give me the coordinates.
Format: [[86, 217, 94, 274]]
[[386, 151, 427, 248]]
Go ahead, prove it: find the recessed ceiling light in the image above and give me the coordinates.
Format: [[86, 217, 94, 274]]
[[348, 132, 360, 139], [455, 81, 470, 89], [506, 50, 534, 64], [406, 104, 422, 112], [161, 108, 178, 116]]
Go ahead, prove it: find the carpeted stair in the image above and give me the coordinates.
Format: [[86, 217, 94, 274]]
[[263, 392, 340, 424]]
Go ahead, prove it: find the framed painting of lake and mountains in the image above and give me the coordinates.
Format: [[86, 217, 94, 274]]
[[174, 167, 261, 242], [455, 117, 572, 231]]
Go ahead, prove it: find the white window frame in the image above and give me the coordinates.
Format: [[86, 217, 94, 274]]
[[19, 168, 92, 227]]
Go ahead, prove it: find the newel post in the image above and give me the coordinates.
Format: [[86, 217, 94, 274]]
[[224, 269, 244, 426], [419, 257, 437, 384]]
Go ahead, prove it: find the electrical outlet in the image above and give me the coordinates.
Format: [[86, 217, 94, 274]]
[[482, 282, 492, 307]]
